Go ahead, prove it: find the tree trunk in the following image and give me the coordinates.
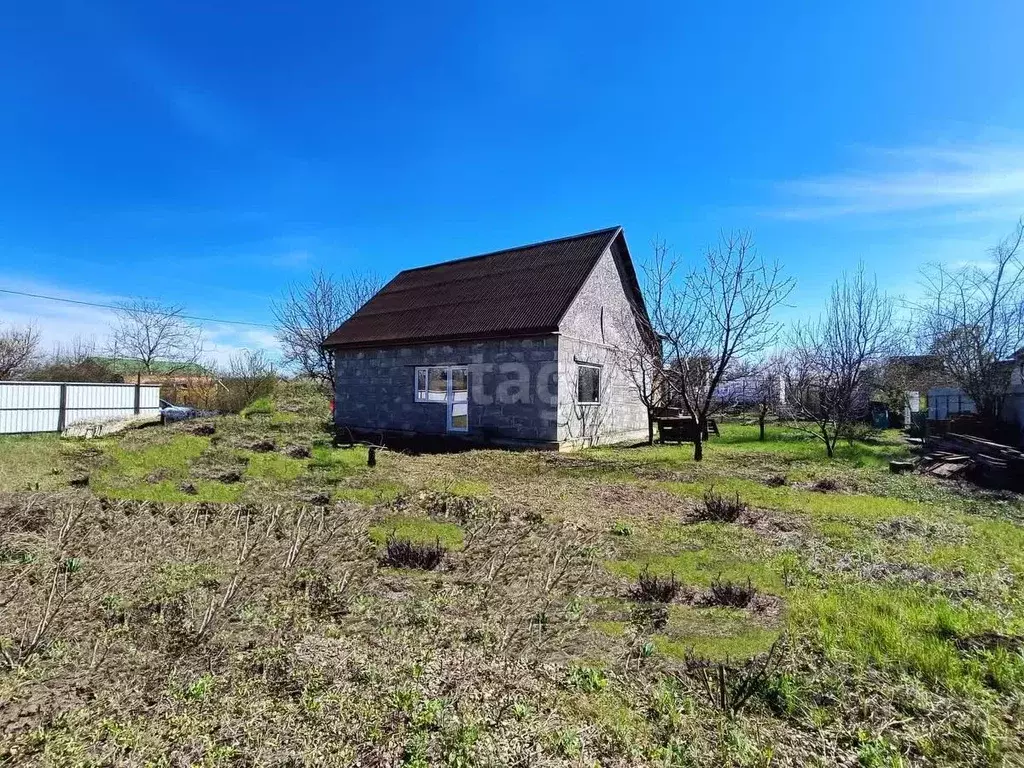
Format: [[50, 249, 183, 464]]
[[758, 412, 766, 441], [693, 431, 704, 461], [647, 416, 655, 446]]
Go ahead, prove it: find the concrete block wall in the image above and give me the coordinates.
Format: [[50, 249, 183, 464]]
[[556, 240, 651, 446], [333, 336, 560, 446]]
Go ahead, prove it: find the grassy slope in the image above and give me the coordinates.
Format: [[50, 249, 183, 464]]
[[1, 392, 1023, 766]]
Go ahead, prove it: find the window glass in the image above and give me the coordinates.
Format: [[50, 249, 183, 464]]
[[450, 367, 468, 394], [427, 367, 448, 401], [577, 365, 601, 404], [450, 402, 468, 431]]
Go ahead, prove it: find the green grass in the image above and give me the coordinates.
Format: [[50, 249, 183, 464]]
[[335, 483, 404, 505], [657, 604, 780, 660], [591, 423, 909, 470], [712, 423, 908, 466], [4, 386, 1024, 764], [269, 411, 300, 425], [98, 478, 243, 503], [789, 581, 1024, 693], [90, 434, 243, 503], [606, 521, 786, 591], [243, 451, 307, 483], [143, 561, 222, 603], [0, 434, 69, 491], [594, 605, 779, 661], [664, 477, 926, 520], [433, 478, 490, 497], [369, 516, 465, 550], [308, 445, 369, 475], [240, 397, 275, 418]]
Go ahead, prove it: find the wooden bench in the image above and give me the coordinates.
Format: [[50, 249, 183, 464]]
[[657, 416, 719, 444]]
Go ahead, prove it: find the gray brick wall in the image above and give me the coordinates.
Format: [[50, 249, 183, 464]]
[[556, 240, 650, 446], [333, 336, 560, 446]]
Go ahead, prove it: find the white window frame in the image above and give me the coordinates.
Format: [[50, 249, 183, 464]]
[[414, 366, 449, 403], [414, 365, 470, 433], [576, 363, 602, 405]]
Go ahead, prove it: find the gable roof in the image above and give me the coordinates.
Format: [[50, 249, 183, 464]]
[[324, 226, 639, 349]]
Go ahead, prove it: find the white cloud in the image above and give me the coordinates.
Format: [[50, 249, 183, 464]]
[[768, 142, 1024, 221], [0, 279, 122, 353], [269, 250, 312, 269], [0, 279, 280, 369]]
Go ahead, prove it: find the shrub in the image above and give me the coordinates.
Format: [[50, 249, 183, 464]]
[[631, 601, 669, 630], [706, 576, 757, 608], [610, 521, 633, 536], [27, 357, 121, 383], [565, 664, 608, 693], [696, 487, 746, 523], [380, 537, 446, 570], [676, 638, 784, 715], [630, 569, 680, 603], [241, 398, 275, 419]]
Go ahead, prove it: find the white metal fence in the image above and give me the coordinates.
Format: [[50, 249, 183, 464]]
[[0, 382, 161, 434]]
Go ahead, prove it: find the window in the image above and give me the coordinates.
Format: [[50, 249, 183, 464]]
[[577, 364, 601, 404], [415, 366, 449, 402], [414, 365, 470, 432]]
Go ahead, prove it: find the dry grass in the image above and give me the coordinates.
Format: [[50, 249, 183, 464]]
[[1, 383, 1023, 766]]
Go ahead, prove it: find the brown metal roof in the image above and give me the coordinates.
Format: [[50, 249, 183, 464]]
[[323, 226, 625, 348]]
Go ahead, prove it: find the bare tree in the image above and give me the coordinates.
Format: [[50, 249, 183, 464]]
[[558, 350, 613, 448], [611, 304, 665, 445], [0, 323, 41, 380], [644, 233, 794, 461], [272, 270, 382, 386], [915, 217, 1024, 431], [738, 355, 787, 442], [107, 299, 205, 382], [225, 349, 278, 410], [783, 265, 903, 457], [27, 336, 121, 382]]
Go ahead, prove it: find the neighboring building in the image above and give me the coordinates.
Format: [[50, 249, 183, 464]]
[[90, 358, 218, 408], [323, 227, 654, 449], [923, 352, 1024, 446], [712, 373, 786, 408]]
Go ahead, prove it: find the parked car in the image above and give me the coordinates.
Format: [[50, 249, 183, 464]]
[[160, 399, 198, 423]]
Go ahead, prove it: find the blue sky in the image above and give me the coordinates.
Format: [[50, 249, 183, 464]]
[[2, 1, 1024, 361]]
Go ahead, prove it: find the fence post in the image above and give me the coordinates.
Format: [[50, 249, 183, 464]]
[[134, 383, 141, 415], [56, 383, 67, 433]]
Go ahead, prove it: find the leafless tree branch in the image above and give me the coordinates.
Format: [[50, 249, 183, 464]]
[[0, 323, 41, 380], [272, 270, 382, 386], [641, 232, 794, 460], [106, 299, 205, 380], [782, 264, 903, 457], [913, 216, 1024, 429]]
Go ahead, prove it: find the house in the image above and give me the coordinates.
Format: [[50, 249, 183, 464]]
[[90, 357, 219, 408], [920, 351, 1024, 446], [323, 227, 654, 449]]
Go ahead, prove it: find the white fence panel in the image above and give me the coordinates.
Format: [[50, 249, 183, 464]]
[[0, 382, 162, 434], [0, 383, 60, 433]]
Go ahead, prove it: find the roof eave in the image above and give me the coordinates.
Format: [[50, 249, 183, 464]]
[[323, 326, 559, 351]]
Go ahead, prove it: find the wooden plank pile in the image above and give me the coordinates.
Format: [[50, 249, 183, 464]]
[[914, 432, 1024, 491]]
